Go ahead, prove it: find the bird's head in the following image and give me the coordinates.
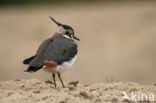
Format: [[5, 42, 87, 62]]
[[49, 16, 80, 41]]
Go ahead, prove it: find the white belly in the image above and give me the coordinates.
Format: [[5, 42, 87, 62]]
[[43, 55, 77, 73]]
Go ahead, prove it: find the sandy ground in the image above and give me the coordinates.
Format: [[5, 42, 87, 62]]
[[0, 79, 156, 103]]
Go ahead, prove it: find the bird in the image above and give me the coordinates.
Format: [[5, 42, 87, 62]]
[[23, 16, 80, 88]]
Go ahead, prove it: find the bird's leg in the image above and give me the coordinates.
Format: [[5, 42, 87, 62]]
[[52, 73, 56, 88], [57, 72, 65, 88]]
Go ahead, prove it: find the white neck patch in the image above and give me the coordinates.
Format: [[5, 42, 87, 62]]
[[63, 34, 71, 39]]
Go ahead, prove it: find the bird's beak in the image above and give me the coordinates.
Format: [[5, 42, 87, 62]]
[[49, 16, 62, 26], [73, 35, 80, 41]]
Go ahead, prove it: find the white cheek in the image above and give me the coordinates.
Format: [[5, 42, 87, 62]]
[[57, 27, 65, 34]]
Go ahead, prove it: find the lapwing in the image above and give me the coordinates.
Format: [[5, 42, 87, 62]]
[[23, 16, 80, 88]]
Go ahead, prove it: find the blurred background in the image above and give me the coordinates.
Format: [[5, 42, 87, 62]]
[[0, 0, 156, 84]]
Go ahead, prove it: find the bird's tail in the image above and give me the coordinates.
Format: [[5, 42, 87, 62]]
[[23, 56, 36, 65], [24, 66, 42, 72]]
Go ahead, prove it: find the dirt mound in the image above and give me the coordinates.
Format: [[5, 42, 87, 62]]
[[0, 79, 155, 103]]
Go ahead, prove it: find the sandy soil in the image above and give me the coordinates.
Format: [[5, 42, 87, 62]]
[[0, 79, 156, 103]]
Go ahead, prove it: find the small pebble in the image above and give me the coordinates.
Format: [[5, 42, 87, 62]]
[[20, 84, 25, 87], [45, 80, 53, 84], [111, 97, 118, 102], [122, 99, 131, 102], [59, 100, 67, 103], [68, 81, 79, 87], [8, 92, 13, 96], [33, 90, 40, 93], [42, 95, 49, 100], [79, 91, 91, 99], [94, 98, 101, 102], [68, 86, 76, 91], [90, 89, 96, 92], [36, 81, 42, 84], [15, 79, 21, 81], [84, 85, 89, 87]]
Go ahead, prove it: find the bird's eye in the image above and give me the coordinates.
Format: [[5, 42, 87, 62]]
[[65, 31, 69, 35], [65, 31, 72, 38]]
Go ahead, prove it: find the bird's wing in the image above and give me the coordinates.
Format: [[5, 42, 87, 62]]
[[36, 37, 54, 55], [29, 36, 77, 68], [23, 55, 36, 64], [62, 42, 77, 62]]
